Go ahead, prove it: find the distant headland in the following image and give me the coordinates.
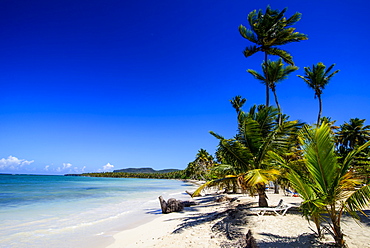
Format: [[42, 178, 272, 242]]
[[65, 167, 183, 179]]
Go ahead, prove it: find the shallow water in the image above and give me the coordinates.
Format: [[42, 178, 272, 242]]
[[0, 174, 196, 248]]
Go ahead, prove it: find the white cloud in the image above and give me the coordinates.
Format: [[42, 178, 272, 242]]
[[53, 163, 88, 174], [102, 163, 114, 172], [44, 165, 50, 171], [63, 163, 72, 170], [0, 156, 34, 171]]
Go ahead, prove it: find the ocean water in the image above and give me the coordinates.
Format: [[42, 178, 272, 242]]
[[0, 174, 196, 248]]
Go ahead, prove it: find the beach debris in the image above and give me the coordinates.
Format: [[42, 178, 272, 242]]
[[159, 196, 196, 214], [245, 230, 259, 248]]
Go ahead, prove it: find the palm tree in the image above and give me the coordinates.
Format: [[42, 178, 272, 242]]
[[230, 95, 247, 114], [287, 123, 370, 247], [239, 5, 308, 106], [192, 105, 301, 207], [184, 149, 215, 180], [297, 62, 339, 125], [336, 118, 370, 183], [337, 118, 370, 151], [247, 58, 298, 124], [230, 96, 247, 132]]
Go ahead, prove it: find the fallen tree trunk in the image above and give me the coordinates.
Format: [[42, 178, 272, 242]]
[[158, 196, 195, 214]]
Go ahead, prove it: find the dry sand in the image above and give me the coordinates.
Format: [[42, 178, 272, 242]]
[[106, 190, 370, 248]]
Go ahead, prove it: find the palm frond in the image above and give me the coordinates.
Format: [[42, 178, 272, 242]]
[[267, 48, 293, 65], [238, 25, 258, 43], [247, 69, 266, 84], [300, 124, 338, 193], [211, 132, 252, 173], [284, 12, 302, 26], [287, 169, 316, 201], [191, 176, 238, 197], [242, 45, 260, 58], [344, 184, 370, 217], [341, 141, 370, 177], [244, 168, 280, 187]]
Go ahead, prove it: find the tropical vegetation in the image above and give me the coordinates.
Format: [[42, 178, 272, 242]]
[[186, 5, 370, 247], [67, 170, 186, 179], [192, 104, 302, 207], [184, 149, 215, 180], [286, 123, 370, 247]]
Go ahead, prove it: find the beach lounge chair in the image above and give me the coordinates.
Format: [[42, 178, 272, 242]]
[[285, 188, 299, 197], [250, 199, 293, 216]]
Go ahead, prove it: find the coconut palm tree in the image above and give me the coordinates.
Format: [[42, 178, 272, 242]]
[[287, 123, 370, 247], [247, 58, 298, 124], [230, 96, 247, 131], [297, 62, 339, 125], [184, 149, 215, 180], [337, 118, 370, 151], [192, 105, 301, 207], [239, 5, 307, 106], [336, 118, 370, 183], [230, 95, 247, 114]]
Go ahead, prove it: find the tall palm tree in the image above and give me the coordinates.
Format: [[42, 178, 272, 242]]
[[192, 105, 301, 207], [287, 123, 370, 247], [297, 62, 339, 125], [239, 5, 308, 106], [247, 58, 298, 124], [230, 95, 247, 132]]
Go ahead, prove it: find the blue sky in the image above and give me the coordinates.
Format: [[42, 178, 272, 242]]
[[1, 0, 369, 175]]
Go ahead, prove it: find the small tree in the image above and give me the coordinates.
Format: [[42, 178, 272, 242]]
[[287, 123, 370, 247]]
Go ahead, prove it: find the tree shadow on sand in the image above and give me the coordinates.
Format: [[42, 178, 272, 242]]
[[170, 202, 255, 240], [357, 210, 370, 227], [257, 233, 334, 248]]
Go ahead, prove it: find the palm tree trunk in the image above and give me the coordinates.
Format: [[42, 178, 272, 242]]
[[312, 214, 322, 238], [330, 206, 345, 247], [257, 185, 268, 207], [264, 52, 270, 107], [317, 94, 322, 126], [272, 88, 282, 125], [274, 180, 279, 194]]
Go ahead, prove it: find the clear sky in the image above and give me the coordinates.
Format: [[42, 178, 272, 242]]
[[1, 0, 369, 175]]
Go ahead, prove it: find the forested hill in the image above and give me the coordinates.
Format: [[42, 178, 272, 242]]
[[113, 167, 179, 173]]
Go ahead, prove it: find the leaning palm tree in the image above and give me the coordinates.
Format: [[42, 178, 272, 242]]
[[239, 5, 307, 106], [192, 105, 301, 207], [287, 123, 370, 247], [247, 58, 298, 124], [297, 62, 339, 125]]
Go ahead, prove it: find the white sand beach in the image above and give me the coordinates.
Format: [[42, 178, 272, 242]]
[[106, 190, 370, 248]]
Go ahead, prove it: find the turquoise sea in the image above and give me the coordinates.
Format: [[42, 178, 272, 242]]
[[0, 174, 196, 248]]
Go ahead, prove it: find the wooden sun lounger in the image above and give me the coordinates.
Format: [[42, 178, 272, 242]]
[[250, 199, 293, 216]]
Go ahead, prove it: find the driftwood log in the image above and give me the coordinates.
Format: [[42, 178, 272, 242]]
[[158, 196, 196, 214]]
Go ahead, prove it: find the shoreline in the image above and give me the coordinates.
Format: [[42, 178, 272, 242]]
[[105, 190, 370, 248]]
